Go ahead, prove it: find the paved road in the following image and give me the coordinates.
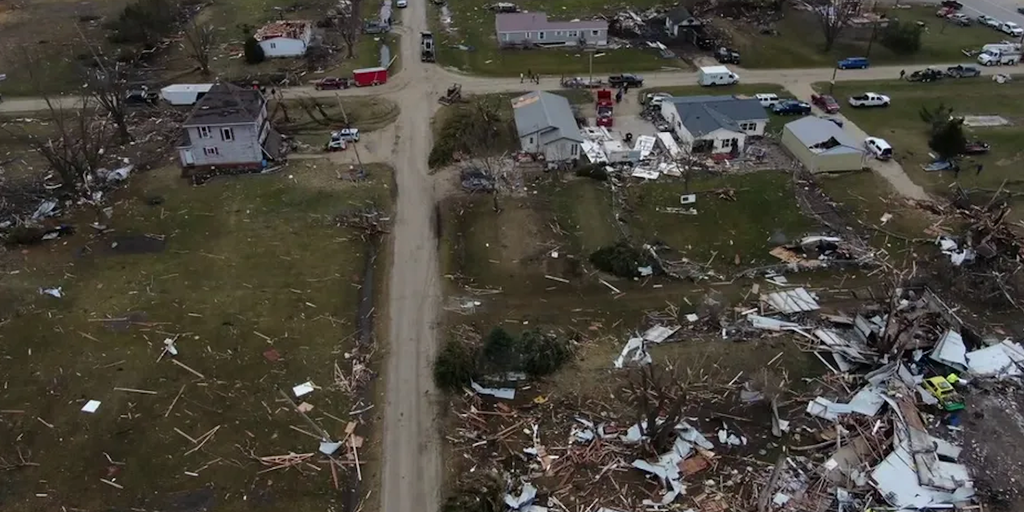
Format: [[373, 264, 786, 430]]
[[962, 0, 1024, 26]]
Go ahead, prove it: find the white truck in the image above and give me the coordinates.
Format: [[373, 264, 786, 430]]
[[978, 48, 1022, 65], [697, 66, 740, 86], [982, 42, 1022, 53], [848, 92, 891, 108]]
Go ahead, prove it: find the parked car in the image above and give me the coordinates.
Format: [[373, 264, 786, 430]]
[[773, 100, 812, 115], [1000, 21, 1024, 36], [949, 13, 972, 25], [907, 68, 945, 82], [942, 0, 964, 9], [837, 57, 870, 70], [642, 92, 672, 106], [848, 92, 890, 108], [865, 137, 893, 160], [978, 14, 1002, 28], [811, 93, 840, 113], [1018, 6, 1024, 14], [396, 0, 408, 6], [936, 7, 958, 17], [608, 74, 644, 87], [314, 77, 351, 90], [755, 93, 781, 108], [125, 87, 158, 105], [946, 64, 981, 77], [714, 47, 741, 64], [332, 128, 360, 142]]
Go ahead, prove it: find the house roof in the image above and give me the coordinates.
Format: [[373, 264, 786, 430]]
[[667, 95, 767, 137], [183, 83, 265, 126], [785, 116, 862, 155], [511, 91, 582, 144], [254, 20, 311, 41], [666, 7, 695, 23], [495, 12, 606, 32]]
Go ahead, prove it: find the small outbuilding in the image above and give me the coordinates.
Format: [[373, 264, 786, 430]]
[[511, 91, 583, 162], [254, 20, 314, 57], [781, 117, 865, 173]]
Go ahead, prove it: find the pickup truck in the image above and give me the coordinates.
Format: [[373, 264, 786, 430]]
[[811, 94, 840, 113], [848, 92, 891, 108], [946, 64, 981, 77], [608, 74, 644, 87]]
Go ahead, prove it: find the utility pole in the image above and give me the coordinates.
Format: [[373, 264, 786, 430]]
[[829, 67, 838, 95]]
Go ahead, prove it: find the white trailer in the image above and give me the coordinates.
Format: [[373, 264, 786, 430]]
[[697, 66, 740, 86], [159, 84, 214, 106]]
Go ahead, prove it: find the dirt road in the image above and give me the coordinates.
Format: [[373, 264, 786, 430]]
[[379, 4, 443, 512]]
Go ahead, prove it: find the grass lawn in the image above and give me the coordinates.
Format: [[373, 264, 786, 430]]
[[718, 6, 1002, 69], [428, 0, 686, 76], [624, 171, 818, 269], [820, 78, 1024, 213], [0, 162, 392, 511]]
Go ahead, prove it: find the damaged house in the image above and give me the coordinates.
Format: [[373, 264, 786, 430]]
[[177, 83, 280, 171], [659, 95, 767, 154], [496, 12, 608, 47], [512, 91, 583, 162], [664, 7, 702, 37], [254, 20, 314, 57], [781, 116, 865, 173]]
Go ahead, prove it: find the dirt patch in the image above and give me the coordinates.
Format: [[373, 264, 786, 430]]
[[109, 234, 167, 254], [960, 386, 1024, 511]]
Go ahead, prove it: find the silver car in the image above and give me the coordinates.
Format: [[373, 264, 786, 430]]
[[978, 14, 1002, 28]]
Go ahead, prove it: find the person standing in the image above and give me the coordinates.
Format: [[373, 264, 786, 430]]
[[899, 69, 906, 80]]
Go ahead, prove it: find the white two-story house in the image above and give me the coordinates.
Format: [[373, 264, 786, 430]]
[[177, 83, 280, 170]]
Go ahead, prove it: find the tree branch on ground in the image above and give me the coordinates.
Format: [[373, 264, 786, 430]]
[[182, 18, 216, 76], [811, 0, 863, 52]]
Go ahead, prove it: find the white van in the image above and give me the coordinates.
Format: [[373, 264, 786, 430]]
[[697, 66, 740, 86], [865, 137, 893, 160]]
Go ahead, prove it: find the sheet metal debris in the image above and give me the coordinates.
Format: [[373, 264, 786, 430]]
[[763, 288, 820, 314]]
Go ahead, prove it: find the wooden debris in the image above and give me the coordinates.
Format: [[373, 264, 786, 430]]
[[113, 387, 157, 395], [170, 359, 206, 379]]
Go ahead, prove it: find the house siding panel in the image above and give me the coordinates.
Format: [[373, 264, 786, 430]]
[[182, 123, 262, 167], [259, 37, 308, 58]]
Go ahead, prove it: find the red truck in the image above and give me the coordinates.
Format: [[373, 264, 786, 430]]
[[352, 67, 388, 87], [596, 89, 613, 127]]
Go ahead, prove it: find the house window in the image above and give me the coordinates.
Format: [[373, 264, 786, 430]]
[[198, 126, 212, 139], [204, 147, 220, 156], [538, 31, 545, 40], [591, 30, 599, 36], [525, 32, 532, 39], [270, 42, 277, 49], [571, 144, 578, 156], [504, 33, 510, 41], [528, 136, 534, 144], [220, 127, 235, 141], [568, 30, 578, 37], [740, 122, 756, 131], [720, 139, 734, 148]]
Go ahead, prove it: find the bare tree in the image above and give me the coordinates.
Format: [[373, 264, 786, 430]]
[[2, 98, 114, 195], [627, 365, 689, 455], [811, 0, 863, 52], [182, 19, 216, 76], [85, 60, 133, 143], [331, 0, 364, 59], [0, 52, 115, 194]]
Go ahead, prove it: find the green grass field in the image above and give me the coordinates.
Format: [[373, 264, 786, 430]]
[[0, 162, 392, 511], [821, 78, 1024, 206], [723, 6, 1004, 69]]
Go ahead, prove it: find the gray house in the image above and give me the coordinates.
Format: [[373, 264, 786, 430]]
[[659, 96, 768, 154], [664, 7, 702, 37], [512, 91, 583, 162], [177, 83, 280, 170], [496, 12, 607, 47]]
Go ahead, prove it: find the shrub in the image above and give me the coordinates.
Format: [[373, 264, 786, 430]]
[[481, 327, 520, 369], [589, 241, 650, 278], [574, 163, 608, 181], [105, 0, 180, 45], [520, 329, 571, 376], [244, 36, 266, 64], [880, 20, 923, 55], [433, 338, 479, 391]]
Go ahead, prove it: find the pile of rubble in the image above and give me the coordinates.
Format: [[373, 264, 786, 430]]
[[447, 282, 1024, 511]]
